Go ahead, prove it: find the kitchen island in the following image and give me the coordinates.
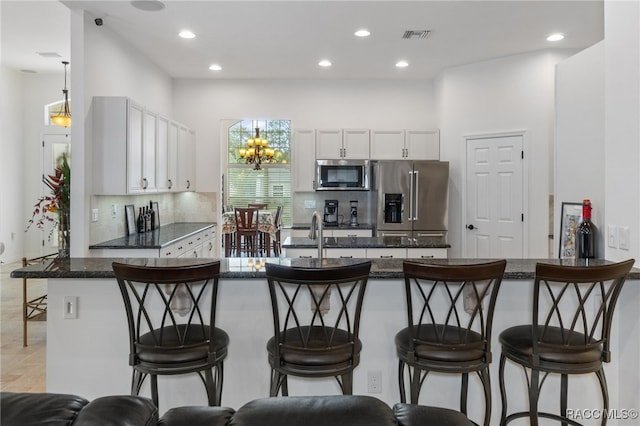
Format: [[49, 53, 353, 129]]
[[11, 257, 640, 424]]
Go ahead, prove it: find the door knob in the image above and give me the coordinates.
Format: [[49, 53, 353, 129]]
[[466, 224, 476, 230]]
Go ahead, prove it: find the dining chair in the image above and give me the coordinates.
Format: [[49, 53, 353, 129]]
[[265, 261, 372, 396], [272, 205, 284, 256], [499, 259, 635, 426], [248, 203, 268, 210], [395, 259, 507, 426], [235, 207, 259, 257], [112, 260, 228, 408]]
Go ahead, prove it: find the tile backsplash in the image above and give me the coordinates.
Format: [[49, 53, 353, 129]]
[[90, 192, 216, 244]]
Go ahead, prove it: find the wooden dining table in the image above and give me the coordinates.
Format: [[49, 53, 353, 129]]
[[221, 210, 277, 257]]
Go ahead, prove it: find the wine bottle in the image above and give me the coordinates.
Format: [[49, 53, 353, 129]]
[[576, 199, 596, 259], [137, 207, 145, 233], [149, 201, 156, 230]]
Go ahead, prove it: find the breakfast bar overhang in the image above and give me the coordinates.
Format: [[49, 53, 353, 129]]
[[12, 257, 640, 424]]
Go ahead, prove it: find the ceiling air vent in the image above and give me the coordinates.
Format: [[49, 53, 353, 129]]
[[402, 30, 431, 40]]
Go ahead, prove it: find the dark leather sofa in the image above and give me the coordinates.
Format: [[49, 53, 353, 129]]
[[1, 392, 474, 426]]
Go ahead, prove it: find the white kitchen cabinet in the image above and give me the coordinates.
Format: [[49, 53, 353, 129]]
[[325, 248, 367, 258], [167, 121, 179, 191], [92, 97, 148, 194], [342, 129, 370, 159], [406, 248, 448, 259], [366, 248, 407, 259], [316, 129, 369, 159], [370, 129, 439, 160], [315, 129, 342, 159], [330, 229, 373, 238], [292, 129, 317, 192], [92, 96, 194, 194], [284, 248, 319, 258], [405, 130, 440, 160], [156, 116, 171, 192], [177, 126, 196, 191]]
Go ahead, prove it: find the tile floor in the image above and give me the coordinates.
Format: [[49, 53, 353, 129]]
[[0, 260, 46, 392]]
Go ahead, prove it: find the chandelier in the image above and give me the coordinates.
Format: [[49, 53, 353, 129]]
[[51, 61, 72, 127], [239, 127, 276, 170]]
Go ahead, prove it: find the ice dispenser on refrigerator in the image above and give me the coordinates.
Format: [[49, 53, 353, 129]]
[[384, 194, 403, 224]]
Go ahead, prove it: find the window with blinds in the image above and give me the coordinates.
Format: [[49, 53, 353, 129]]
[[226, 120, 292, 226]]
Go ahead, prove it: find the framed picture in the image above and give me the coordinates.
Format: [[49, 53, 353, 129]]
[[558, 202, 582, 259], [151, 201, 160, 230], [125, 204, 136, 235]]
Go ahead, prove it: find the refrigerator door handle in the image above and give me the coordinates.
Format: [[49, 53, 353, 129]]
[[409, 170, 414, 222], [414, 170, 419, 221]]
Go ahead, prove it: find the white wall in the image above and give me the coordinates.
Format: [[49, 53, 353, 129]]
[[435, 49, 576, 258], [604, 0, 640, 415], [70, 10, 175, 255], [604, 0, 640, 263], [172, 79, 436, 194], [555, 42, 605, 258], [0, 67, 24, 263]]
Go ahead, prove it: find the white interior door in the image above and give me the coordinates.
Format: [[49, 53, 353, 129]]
[[465, 134, 524, 258], [42, 134, 71, 255]]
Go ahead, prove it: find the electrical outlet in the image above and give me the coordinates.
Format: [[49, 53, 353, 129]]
[[367, 370, 382, 393], [111, 204, 117, 218], [91, 209, 99, 222], [63, 296, 78, 319], [619, 226, 630, 250], [607, 225, 618, 248]]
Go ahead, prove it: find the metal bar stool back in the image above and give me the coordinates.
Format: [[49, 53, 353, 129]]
[[112, 260, 228, 409], [396, 259, 507, 426], [265, 261, 372, 396], [499, 259, 635, 426]]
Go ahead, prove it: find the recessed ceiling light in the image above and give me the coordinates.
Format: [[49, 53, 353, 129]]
[[318, 60, 332, 67], [354, 29, 370, 37], [209, 64, 222, 71], [179, 30, 196, 39], [547, 33, 565, 42], [130, 0, 165, 11], [396, 61, 409, 68]]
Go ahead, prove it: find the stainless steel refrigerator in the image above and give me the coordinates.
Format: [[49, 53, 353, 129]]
[[374, 160, 449, 239]]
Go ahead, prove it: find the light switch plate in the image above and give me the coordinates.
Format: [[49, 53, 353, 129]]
[[607, 225, 618, 248], [91, 209, 99, 222], [619, 226, 630, 250]]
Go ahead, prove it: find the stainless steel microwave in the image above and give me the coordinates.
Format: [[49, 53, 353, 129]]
[[315, 159, 371, 191]]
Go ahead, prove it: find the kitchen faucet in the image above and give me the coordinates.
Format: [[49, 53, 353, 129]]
[[309, 211, 323, 260]]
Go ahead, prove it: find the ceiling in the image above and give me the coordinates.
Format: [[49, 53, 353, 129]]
[[2, 0, 604, 79]]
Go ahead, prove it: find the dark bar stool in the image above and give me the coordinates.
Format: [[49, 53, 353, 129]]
[[235, 207, 259, 257], [112, 260, 228, 408], [265, 261, 372, 396], [499, 259, 635, 426], [272, 205, 283, 256], [395, 260, 507, 426]]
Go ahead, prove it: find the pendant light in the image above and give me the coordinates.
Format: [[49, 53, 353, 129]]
[[51, 61, 71, 127]]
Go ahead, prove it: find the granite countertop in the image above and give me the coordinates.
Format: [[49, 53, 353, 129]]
[[11, 257, 638, 281], [291, 223, 375, 230], [89, 222, 215, 250], [283, 235, 451, 249]]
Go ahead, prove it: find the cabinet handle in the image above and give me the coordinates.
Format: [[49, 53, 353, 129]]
[[168, 179, 173, 189], [165, 251, 172, 256], [193, 251, 198, 257], [420, 255, 435, 259], [380, 255, 393, 258], [347, 234, 357, 238], [186, 180, 191, 189], [299, 255, 313, 258], [208, 242, 213, 251], [340, 256, 353, 259], [142, 178, 148, 189]]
